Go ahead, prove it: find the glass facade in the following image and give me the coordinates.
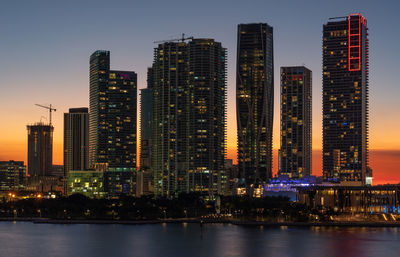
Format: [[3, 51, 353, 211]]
[[89, 50, 137, 196], [68, 170, 105, 198], [279, 66, 312, 178], [152, 39, 226, 197], [236, 23, 274, 190], [0, 161, 26, 191], [64, 108, 89, 176], [322, 14, 369, 185]]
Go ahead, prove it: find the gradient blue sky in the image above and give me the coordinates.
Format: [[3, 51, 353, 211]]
[[0, 0, 399, 182]]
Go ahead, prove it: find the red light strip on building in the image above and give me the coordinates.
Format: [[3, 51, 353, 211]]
[[348, 13, 366, 72]]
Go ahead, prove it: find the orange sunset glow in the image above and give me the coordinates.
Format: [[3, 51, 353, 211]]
[[1, 100, 400, 185]]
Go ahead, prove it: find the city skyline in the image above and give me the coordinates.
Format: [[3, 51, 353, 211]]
[[1, 1, 400, 185]]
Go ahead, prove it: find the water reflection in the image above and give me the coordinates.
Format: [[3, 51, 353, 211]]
[[0, 222, 399, 257]]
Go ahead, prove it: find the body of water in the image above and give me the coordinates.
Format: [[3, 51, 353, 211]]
[[0, 222, 399, 257]]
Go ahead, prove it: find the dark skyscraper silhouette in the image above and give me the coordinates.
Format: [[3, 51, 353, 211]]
[[27, 123, 53, 177], [64, 108, 89, 175], [152, 38, 226, 197], [89, 50, 137, 195], [137, 67, 154, 196], [279, 66, 312, 178], [322, 14, 370, 185], [140, 67, 154, 171], [236, 23, 274, 191]]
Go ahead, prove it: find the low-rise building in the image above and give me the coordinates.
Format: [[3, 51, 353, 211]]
[[0, 161, 26, 191], [297, 185, 400, 214], [68, 170, 105, 198]]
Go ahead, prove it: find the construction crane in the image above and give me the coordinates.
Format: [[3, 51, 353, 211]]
[[35, 104, 56, 125], [154, 33, 194, 44]]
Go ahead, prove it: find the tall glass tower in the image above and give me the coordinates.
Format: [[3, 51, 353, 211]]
[[64, 108, 89, 175], [279, 66, 312, 178], [89, 50, 137, 195], [236, 23, 274, 191], [152, 39, 226, 197], [322, 14, 370, 185]]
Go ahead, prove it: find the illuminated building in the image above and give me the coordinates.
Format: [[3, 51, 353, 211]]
[[298, 185, 400, 214], [89, 50, 137, 196], [64, 108, 89, 176], [27, 123, 54, 177], [236, 23, 274, 192], [0, 161, 26, 191], [68, 170, 105, 198], [152, 38, 226, 197], [322, 14, 369, 185], [279, 66, 312, 178], [264, 175, 317, 201]]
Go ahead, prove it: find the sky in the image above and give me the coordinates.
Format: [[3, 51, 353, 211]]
[[0, 0, 399, 184]]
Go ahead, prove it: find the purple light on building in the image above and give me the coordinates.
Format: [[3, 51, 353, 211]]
[[120, 73, 130, 80]]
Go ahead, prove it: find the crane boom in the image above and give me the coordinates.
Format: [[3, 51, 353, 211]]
[[154, 33, 194, 44], [35, 104, 56, 125]]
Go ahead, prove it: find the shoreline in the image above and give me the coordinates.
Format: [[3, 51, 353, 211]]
[[1, 217, 400, 227]]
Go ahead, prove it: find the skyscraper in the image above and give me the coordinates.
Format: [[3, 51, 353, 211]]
[[279, 66, 312, 178], [89, 50, 137, 195], [138, 67, 154, 196], [322, 14, 369, 185], [188, 39, 227, 196], [236, 23, 274, 191], [64, 108, 89, 176], [140, 67, 154, 171], [152, 38, 226, 197], [27, 123, 54, 177], [152, 41, 188, 197]]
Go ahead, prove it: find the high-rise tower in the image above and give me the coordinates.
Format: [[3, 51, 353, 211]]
[[137, 67, 154, 196], [64, 108, 89, 175], [279, 66, 312, 178], [152, 38, 226, 197], [27, 123, 54, 177], [140, 67, 154, 171], [236, 23, 274, 190], [322, 14, 369, 185], [89, 50, 137, 195]]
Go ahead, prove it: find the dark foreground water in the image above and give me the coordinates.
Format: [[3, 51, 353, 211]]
[[1, 222, 400, 257]]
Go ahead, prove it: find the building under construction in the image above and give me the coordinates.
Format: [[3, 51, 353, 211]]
[[27, 123, 54, 177]]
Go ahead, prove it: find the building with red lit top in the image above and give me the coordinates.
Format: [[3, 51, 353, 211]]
[[279, 66, 312, 179], [322, 14, 370, 185]]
